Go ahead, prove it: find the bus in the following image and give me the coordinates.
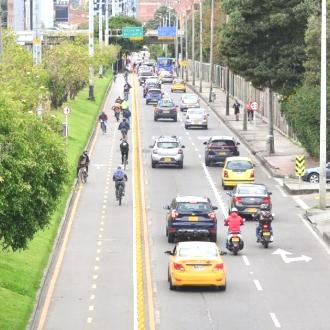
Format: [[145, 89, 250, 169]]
[[156, 57, 174, 74]]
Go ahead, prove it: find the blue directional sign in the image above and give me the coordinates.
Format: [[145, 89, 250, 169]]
[[158, 27, 177, 40]]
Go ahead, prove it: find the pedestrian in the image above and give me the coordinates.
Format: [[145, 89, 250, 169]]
[[233, 100, 241, 121], [123, 108, 131, 123], [246, 101, 254, 121]]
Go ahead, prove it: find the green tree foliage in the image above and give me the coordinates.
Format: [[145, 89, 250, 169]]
[[0, 103, 68, 250], [108, 16, 143, 54], [148, 44, 165, 60], [219, 0, 311, 95], [145, 6, 177, 30]]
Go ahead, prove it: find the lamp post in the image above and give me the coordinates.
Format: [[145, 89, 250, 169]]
[[208, 0, 214, 102], [105, 0, 109, 46], [319, 0, 327, 209], [88, 0, 95, 100], [180, 13, 184, 78], [185, 12, 189, 82], [98, 0, 103, 77], [191, 1, 195, 86], [199, 0, 202, 92]]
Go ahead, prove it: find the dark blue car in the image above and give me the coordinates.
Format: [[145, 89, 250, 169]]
[[146, 88, 162, 105]]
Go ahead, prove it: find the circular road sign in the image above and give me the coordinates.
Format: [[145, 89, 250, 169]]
[[63, 106, 71, 115], [250, 102, 259, 111]]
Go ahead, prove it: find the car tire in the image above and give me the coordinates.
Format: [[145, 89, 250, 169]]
[[146, 101, 149, 105], [171, 89, 173, 93], [169, 275, 176, 291], [308, 172, 319, 183], [154, 116, 158, 122], [166, 226, 168, 237], [185, 125, 189, 129], [173, 117, 177, 122], [178, 161, 183, 169], [210, 233, 217, 242], [217, 281, 226, 291], [168, 233, 175, 243], [205, 158, 210, 166], [151, 161, 156, 168], [204, 126, 208, 130]]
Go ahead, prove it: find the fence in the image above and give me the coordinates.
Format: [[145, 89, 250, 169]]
[[188, 60, 297, 140]]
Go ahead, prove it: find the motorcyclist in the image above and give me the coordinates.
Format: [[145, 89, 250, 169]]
[[224, 207, 244, 245], [113, 165, 128, 200], [118, 118, 130, 138], [115, 96, 123, 104], [123, 82, 132, 100], [122, 108, 131, 123], [76, 150, 90, 177], [255, 209, 274, 242], [98, 111, 108, 132], [120, 139, 129, 164], [112, 102, 122, 122], [121, 99, 129, 111]]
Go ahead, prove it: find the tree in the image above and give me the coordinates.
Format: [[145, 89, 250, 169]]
[[0, 103, 68, 250], [145, 6, 177, 30]]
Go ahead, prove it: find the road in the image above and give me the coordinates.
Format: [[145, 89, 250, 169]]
[[34, 74, 330, 330]]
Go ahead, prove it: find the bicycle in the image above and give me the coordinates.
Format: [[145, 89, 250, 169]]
[[116, 182, 125, 205], [122, 154, 128, 170], [100, 120, 107, 134], [78, 167, 88, 183]]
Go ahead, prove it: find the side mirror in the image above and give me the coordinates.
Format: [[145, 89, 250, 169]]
[[149, 145, 154, 148], [236, 142, 240, 145], [212, 206, 218, 210], [181, 145, 185, 148], [164, 251, 173, 255], [163, 205, 170, 210], [219, 251, 227, 256], [207, 114, 210, 116], [268, 192, 272, 195], [203, 141, 207, 145]]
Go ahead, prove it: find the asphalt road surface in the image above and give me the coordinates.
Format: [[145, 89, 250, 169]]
[[35, 74, 330, 330]]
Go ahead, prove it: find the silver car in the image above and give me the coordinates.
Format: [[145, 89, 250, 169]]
[[180, 93, 200, 111], [185, 107, 209, 129], [150, 136, 185, 168]]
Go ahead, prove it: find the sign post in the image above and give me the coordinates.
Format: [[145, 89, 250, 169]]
[[63, 106, 71, 138], [295, 155, 305, 190]]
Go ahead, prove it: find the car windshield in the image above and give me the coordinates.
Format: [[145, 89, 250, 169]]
[[227, 160, 253, 170], [141, 71, 153, 76], [176, 202, 212, 213], [211, 140, 235, 147], [157, 142, 179, 148], [158, 100, 174, 107], [187, 109, 205, 115], [149, 90, 161, 95], [238, 185, 267, 195], [179, 246, 218, 258], [174, 79, 184, 84]]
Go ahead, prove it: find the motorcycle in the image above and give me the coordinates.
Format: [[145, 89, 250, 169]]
[[258, 223, 273, 249], [226, 232, 244, 255]]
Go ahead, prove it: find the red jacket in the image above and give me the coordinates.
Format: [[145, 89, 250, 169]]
[[224, 212, 244, 233]]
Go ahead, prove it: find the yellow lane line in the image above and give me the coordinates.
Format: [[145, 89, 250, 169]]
[[37, 115, 100, 329], [132, 74, 156, 330]]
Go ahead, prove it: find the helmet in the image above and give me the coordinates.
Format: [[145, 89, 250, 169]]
[[117, 165, 122, 170], [262, 211, 272, 220], [231, 207, 238, 213], [123, 118, 126, 122], [83, 150, 88, 155]]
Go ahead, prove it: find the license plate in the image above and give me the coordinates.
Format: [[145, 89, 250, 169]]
[[188, 216, 198, 222], [219, 152, 226, 155], [164, 157, 172, 162], [232, 237, 240, 242], [194, 265, 205, 271], [162, 110, 170, 113], [246, 208, 257, 213], [263, 232, 271, 236]]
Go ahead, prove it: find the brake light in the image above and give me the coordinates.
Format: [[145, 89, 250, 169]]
[[263, 224, 269, 229], [173, 263, 185, 271], [250, 171, 255, 178], [234, 197, 241, 204], [223, 170, 228, 178], [213, 263, 224, 271], [178, 149, 183, 154], [171, 210, 179, 219], [208, 212, 216, 220], [263, 196, 270, 204]]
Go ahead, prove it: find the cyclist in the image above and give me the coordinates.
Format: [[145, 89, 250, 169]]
[[76, 150, 90, 177], [118, 118, 130, 139], [113, 166, 128, 200], [123, 82, 132, 100], [98, 111, 108, 133], [112, 102, 122, 122], [120, 139, 129, 165], [122, 107, 131, 123]]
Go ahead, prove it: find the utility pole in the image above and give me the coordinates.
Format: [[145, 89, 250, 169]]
[[268, 88, 275, 154], [175, 14, 179, 75], [88, 0, 95, 100], [185, 12, 188, 82], [180, 14, 183, 78], [199, 0, 202, 92], [33, 0, 42, 65], [319, 0, 327, 209], [208, 0, 214, 102], [225, 15, 230, 115], [98, 0, 103, 77], [105, 0, 109, 46], [192, 1, 195, 86]]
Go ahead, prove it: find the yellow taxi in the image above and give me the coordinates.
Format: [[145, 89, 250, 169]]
[[222, 156, 255, 188], [166, 241, 226, 291], [171, 78, 186, 93]]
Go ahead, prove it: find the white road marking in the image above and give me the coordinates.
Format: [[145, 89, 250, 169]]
[[155, 310, 161, 325], [94, 266, 99, 271], [93, 275, 98, 280], [88, 305, 94, 311], [270, 313, 281, 328], [242, 255, 250, 266], [197, 136, 209, 140], [275, 185, 288, 197], [194, 148, 199, 152], [253, 279, 263, 291], [272, 249, 312, 263], [299, 215, 330, 256], [95, 257, 100, 262], [97, 241, 102, 246], [91, 284, 97, 289], [188, 136, 192, 140], [100, 228, 104, 232], [273, 177, 283, 186], [87, 317, 93, 324], [96, 249, 101, 253], [259, 163, 272, 178], [100, 221, 104, 225], [198, 154, 202, 159], [192, 141, 195, 146], [293, 196, 309, 210], [249, 271, 254, 275], [90, 294, 95, 300], [98, 234, 103, 239]]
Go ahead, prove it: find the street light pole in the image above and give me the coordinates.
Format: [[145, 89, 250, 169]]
[[88, 0, 95, 100], [185, 12, 189, 82], [98, 0, 103, 77], [208, 0, 214, 102], [192, 1, 195, 86], [180, 14, 184, 78], [199, 0, 202, 92], [105, 0, 109, 46], [175, 14, 179, 75], [319, 0, 327, 209]]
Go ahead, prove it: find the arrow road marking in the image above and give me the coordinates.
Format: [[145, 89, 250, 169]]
[[272, 249, 312, 264]]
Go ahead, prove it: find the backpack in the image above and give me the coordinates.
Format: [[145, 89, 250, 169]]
[[114, 169, 125, 180]]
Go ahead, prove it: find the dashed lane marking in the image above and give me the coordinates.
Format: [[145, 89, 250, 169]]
[[253, 280, 263, 291], [94, 266, 99, 271], [242, 255, 251, 266], [270, 313, 281, 328], [91, 284, 96, 289], [293, 196, 309, 210], [87, 317, 93, 324], [275, 185, 288, 197], [90, 295, 95, 300], [88, 306, 94, 311]]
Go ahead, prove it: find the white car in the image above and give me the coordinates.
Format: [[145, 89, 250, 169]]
[[185, 108, 209, 129], [150, 136, 185, 169], [180, 93, 200, 112]]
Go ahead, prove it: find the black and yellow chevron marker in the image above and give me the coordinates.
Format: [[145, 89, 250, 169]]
[[295, 155, 305, 176]]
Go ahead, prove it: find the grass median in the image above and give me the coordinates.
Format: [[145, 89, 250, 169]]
[[0, 71, 112, 330]]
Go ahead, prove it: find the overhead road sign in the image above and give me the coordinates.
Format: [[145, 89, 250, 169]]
[[158, 27, 176, 40], [122, 26, 144, 39]]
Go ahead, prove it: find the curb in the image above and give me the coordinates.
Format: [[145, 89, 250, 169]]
[[188, 84, 280, 179], [28, 78, 113, 330]]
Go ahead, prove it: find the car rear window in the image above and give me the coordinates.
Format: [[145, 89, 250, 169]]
[[176, 202, 212, 213], [174, 79, 184, 84], [149, 90, 161, 95], [157, 142, 179, 148], [187, 109, 205, 115], [227, 160, 253, 170], [238, 186, 266, 195], [158, 100, 174, 107], [211, 140, 235, 147], [179, 246, 218, 258]]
